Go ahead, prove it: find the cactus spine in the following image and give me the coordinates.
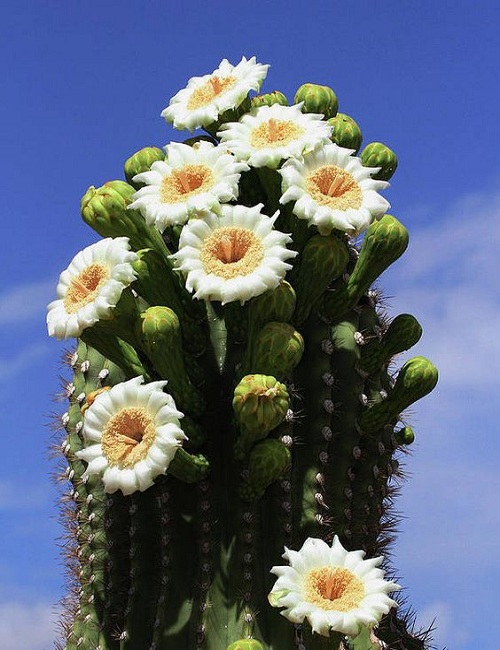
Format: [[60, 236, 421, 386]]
[[50, 57, 438, 650]]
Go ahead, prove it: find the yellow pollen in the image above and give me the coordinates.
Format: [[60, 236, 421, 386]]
[[250, 118, 305, 149], [101, 407, 157, 468], [64, 263, 110, 313], [187, 75, 237, 110], [306, 165, 362, 210], [304, 567, 365, 612], [200, 227, 264, 279], [160, 164, 214, 203]]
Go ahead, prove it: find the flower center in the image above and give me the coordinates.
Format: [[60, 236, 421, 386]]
[[304, 566, 365, 612], [160, 164, 215, 203], [306, 165, 362, 210], [250, 118, 305, 149], [200, 226, 264, 279], [101, 407, 157, 468], [64, 263, 110, 313], [187, 75, 237, 110]]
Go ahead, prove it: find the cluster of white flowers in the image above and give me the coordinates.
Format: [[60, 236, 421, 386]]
[[45, 56, 392, 523]]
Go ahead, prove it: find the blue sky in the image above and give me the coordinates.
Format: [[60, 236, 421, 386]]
[[1, 1, 499, 648]]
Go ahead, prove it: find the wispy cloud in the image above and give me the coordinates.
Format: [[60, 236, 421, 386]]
[[0, 279, 56, 326], [383, 189, 500, 388], [0, 343, 51, 382], [0, 602, 57, 650], [418, 600, 470, 649]]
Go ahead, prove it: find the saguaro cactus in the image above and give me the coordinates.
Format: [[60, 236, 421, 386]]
[[49, 56, 438, 650]]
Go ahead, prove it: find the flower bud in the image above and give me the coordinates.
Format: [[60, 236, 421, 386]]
[[328, 112, 363, 153], [233, 374, 290, 459], [294, 83, 338, 119], [252, 322, 304, 380], [250, 90, 288, 109], [124, 147, 165, 187], [360, 141, 398, 181], [239, 439, 291, 500]]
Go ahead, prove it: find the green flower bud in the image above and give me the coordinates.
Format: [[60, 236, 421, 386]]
[[124, 146, 165, 187], [132, 248, 208, 356], [328, 112, 363, 153], [228, 640, 265, 650], [139, 306, 205, 417], [167, 448, 210, 483], [81, 180, 169, 256], [242, 282, 297, 375], [360, 141, 398, 181], [294, 83, 338, 119], [250, 90, 288, 109], [233, 374, 290, 460], [239, 439, 291, 501], [395, 426, 415, 446], [252, 322, 304, 380]]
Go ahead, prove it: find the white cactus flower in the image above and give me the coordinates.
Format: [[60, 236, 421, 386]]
[[162, 56, 269, 131], [76, 376, 186, 495], [269, 535, 400, 637], [171, 203, 297, 304], [279, 143, 390, 235], [46, 237, 137, 339], [217, 103, 332, 169], [128, 141, 249, 232]]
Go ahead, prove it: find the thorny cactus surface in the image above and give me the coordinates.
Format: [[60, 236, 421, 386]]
[[48, 57, 438, 650]]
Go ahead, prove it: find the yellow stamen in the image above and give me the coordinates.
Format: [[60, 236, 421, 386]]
[[64, 263, 110, 313], [250, 119, 305, 149], [304, 566, 365, 612], [101, 407, 157, 468], [160, 164, 214, 203], [187, 75, 237, 110], [306, 165, 362, 210], [200, 227, 264, 279]]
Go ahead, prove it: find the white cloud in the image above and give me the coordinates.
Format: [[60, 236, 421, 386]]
[[0, 343, 51, 382], [0, 602, 57, 650], [0, 279, 56, 326], [382, 189, 500, 388], [418, 601, 470, 649]]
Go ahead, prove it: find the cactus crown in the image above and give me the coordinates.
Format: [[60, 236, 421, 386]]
[[49, 56, 437, 650]]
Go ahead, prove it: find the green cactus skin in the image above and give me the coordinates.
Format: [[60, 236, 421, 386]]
[[360, 142, 398, 181], [294, 83, 339, 119], [250, 91, 289, 108], [124, 146, 165, 187], [54, 81, 438, 650], [289, 233, 350, 326], [328, 113, 363, 153]]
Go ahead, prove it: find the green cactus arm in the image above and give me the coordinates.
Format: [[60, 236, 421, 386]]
[[358, 313, 423, 376], [320, 215, 409, 322], [358, 356, 438, 434]]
